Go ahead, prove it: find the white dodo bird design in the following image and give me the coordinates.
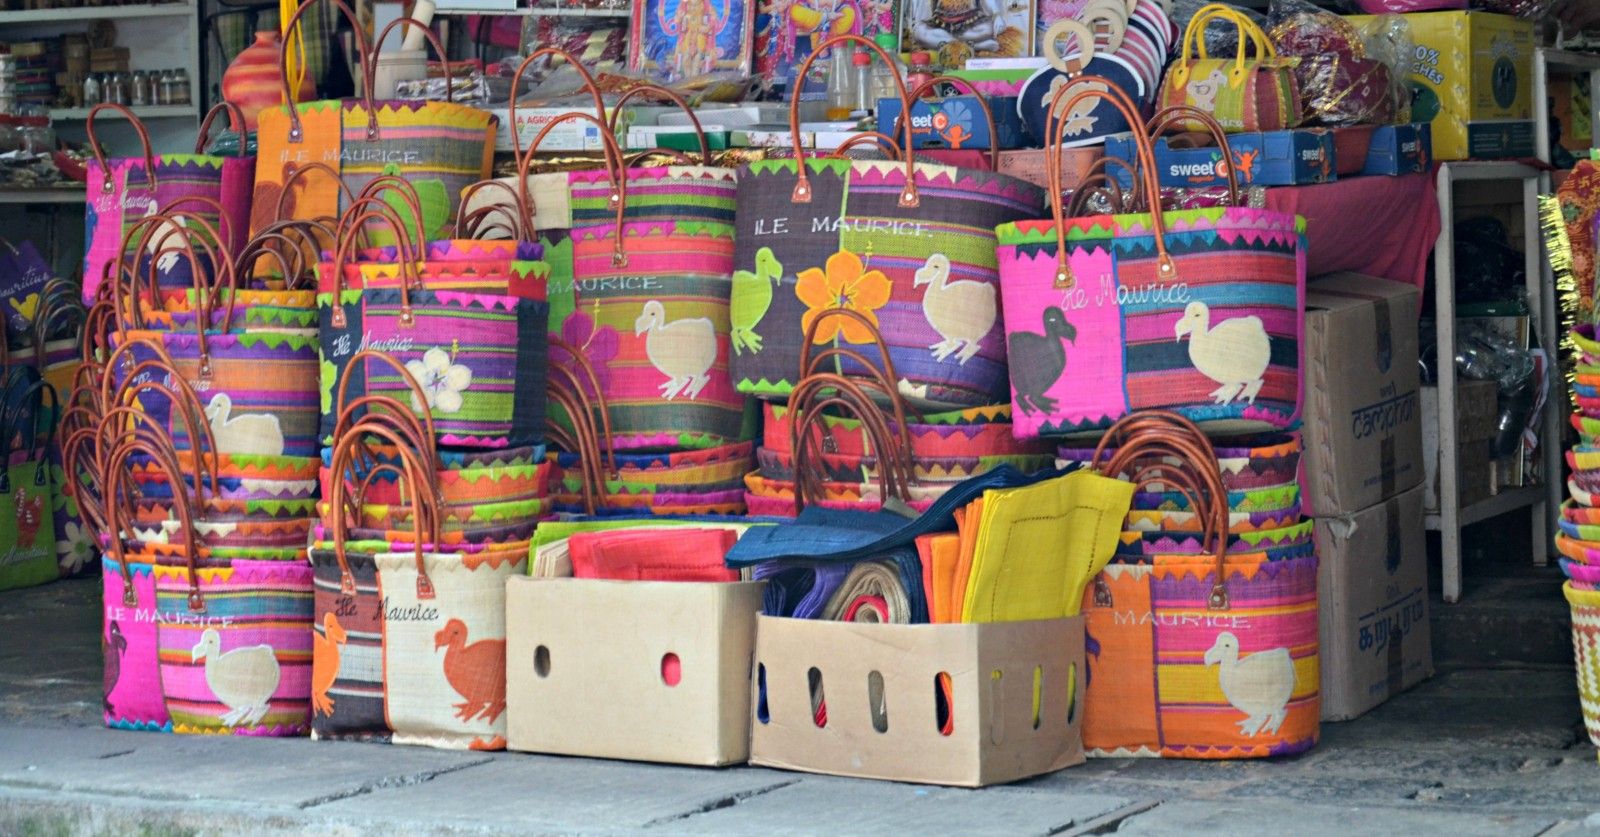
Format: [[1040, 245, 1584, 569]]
[[1204, 631, 1295, 737], [191, 628, 281, 727], [914, 253, 996, 365], [635, 300, 717, 401], [1174, 301, 1271, 405], [205, 393, 285, 457]]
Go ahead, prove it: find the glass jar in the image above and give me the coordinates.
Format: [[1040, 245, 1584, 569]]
[[130, 70, 150, 107], [107, 73, 128, 106], [81, 73, 101, 107], [170, 69, 191, 106], [156, 70, 174, 106]]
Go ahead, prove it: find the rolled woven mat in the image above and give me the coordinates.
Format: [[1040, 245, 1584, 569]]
[[820, 560, 914, 624]]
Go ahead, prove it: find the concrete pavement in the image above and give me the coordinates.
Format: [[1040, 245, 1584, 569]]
[[2, 578, 1596, 836]]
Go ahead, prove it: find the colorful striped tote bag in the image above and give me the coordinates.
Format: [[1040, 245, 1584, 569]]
[[251, 4, 495, 243], [83, 104, 159, 304], [729, 36, 1045, 410], [996, 85, 1304, 438], [461, 54, 746, 451], [1076, 412, 1319, 758], [317, 199, 549, 449], [0, 377, 57, 591]]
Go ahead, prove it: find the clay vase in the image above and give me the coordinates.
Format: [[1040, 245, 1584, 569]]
[[222, 31, 316, 131]]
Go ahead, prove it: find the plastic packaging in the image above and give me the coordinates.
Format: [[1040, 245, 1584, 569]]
[[1268, 0, 1397, 126], [828, 43, 857, 120], [852, 50, 874, 114], [1357, 14, 1414, 125], [871, 33, 904, 104], [1351, 0, 1464, 11], [1171, 0, 1269, 57]]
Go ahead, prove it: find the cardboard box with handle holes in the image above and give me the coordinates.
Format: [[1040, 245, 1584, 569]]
[[749, 615, 1086, 786], [505, 577, 766, 766]]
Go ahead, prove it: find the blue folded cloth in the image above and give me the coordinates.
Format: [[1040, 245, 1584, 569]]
[[751, 547, 930, 623], [725, 464, 1072, 568]]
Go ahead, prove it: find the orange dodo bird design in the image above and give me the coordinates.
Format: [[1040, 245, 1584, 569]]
[[435, 618, 506, 724], [311, 613, 348, 717]]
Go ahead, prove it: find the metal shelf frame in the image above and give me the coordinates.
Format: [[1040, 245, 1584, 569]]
[[0, 2, 193, 24]]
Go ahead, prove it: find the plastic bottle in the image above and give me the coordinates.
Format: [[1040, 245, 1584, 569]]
[[907, 51, 935, 92], [826, 43, 857, 121], [870, 33, 904, 104], [852, 50, 874, 114]]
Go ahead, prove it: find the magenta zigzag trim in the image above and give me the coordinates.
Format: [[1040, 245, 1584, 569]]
[[847, 163, 1042, 203]]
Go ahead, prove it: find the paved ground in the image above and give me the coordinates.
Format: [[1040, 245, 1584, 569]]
[[2, 577, 1596, 836]]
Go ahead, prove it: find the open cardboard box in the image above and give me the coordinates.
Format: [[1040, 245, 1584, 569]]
[[505, 577, 766, 766], [750, 615, 1085, 787]]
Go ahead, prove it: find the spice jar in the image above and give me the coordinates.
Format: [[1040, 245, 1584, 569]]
[[106, 72, 128, 106], [156, 69, 174, 106], [131, 70, 150, 107], [169, 68, 190, 106], [81, 73, 101, 107]]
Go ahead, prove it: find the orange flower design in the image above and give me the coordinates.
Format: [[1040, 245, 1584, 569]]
[[795, 249, 893, 345]]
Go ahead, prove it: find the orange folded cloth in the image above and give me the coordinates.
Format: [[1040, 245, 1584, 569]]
[[567, 528, 740, 582], [915, 532, 962, 623]]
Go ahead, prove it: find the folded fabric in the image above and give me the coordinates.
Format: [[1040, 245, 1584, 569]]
[[725, 465, 1074, 568], [532, 517, 763, 577], [915, 532, 962, 624], [844, 595, 890, 622], [567, 529, 739, 582], [754, 561, 853, 619], [951, 501, 983, 622], [962, 470, 1137, 623], [821, 561, 913, 624]]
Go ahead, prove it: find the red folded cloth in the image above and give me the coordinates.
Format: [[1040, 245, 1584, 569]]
[[567, 528, 740, 582]]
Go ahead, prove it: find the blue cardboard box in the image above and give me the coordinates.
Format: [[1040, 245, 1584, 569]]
[[875, 96, 1025, 151], [1362, 123, 1433, 176], [1104, 129, 1337, 189]]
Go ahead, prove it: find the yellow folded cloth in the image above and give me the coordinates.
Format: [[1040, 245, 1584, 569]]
[[960, 470, 1137, 623]]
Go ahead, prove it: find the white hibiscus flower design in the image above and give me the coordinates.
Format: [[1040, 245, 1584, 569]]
[[57, 521, 95, 575], [406, 346, 473, 414]]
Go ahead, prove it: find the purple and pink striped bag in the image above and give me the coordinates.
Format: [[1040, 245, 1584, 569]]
[[102, 555, 169, 731], [995, 84, 1305, 439]]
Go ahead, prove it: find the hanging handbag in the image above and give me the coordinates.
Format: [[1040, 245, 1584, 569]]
[[1077, 412, 1319, 759], [83, 104, 160, 304], [729, 35, 1045, 410], [251, 5, 495, 242], [0, 376, 57, 591], [1156, 3, 1302, 133], [996, 86, 1305, 438]]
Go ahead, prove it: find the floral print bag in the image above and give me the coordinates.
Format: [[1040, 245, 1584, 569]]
[[317, 186, 549, 450], [729, 36, 1045, 411]]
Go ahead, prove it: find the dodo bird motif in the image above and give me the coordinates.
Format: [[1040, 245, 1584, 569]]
[[205, 393, 286, 457], [731, 247, 782, 355], [1204, 631, 1295, 737], [636, 300, 717, 401], [311, 613, 348, 718], [1006, 306, 1077, 414], [1174, 301, 1271, 405], [436, 618, 507, 724], [915, 253, 997, 365], [192, 628, 281, 727], [103, 621, 127, 714]]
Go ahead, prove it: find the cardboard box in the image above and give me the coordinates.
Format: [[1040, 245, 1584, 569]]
[[1104, 128, 1335, 189], [625, 125, 732, 152], [1421, 380, 1499, 513], [1315, 484, 1433, 721], [996, 145, 1105, 191], [1362, 123, 1433, 176], [505, 577, 765, 766], [750, 615, 1085, 787], [1350, 11, 1534, 160], [875, 96, 1026, 150], [1300, 274, 1425, 517], [489, 106, 612, 153]]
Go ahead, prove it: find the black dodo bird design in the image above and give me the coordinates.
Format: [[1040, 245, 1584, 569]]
[[1007, 306, 1077, 414], [104, 621, 127, 713]]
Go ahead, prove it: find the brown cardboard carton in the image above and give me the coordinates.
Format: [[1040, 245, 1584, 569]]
[[1300, 274, 1424, 517], [1315, 484, 1433, 721], [749, 615, 1085, 787], [1421, 380, 1499, 513], [505, 577, 765, 766], [997, 146, 1104, 192]]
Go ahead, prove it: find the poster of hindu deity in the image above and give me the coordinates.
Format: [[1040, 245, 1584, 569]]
[[754, 0, 898, 92], [630, 0, 757, 83], [899, 0, 1033, 68]]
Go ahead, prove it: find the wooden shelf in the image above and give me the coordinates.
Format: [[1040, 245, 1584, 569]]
[[437, 6, 629, 16], [0, 187, 82, 204], [0, 3, 192, 24], [50, 104, 197, 120]]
